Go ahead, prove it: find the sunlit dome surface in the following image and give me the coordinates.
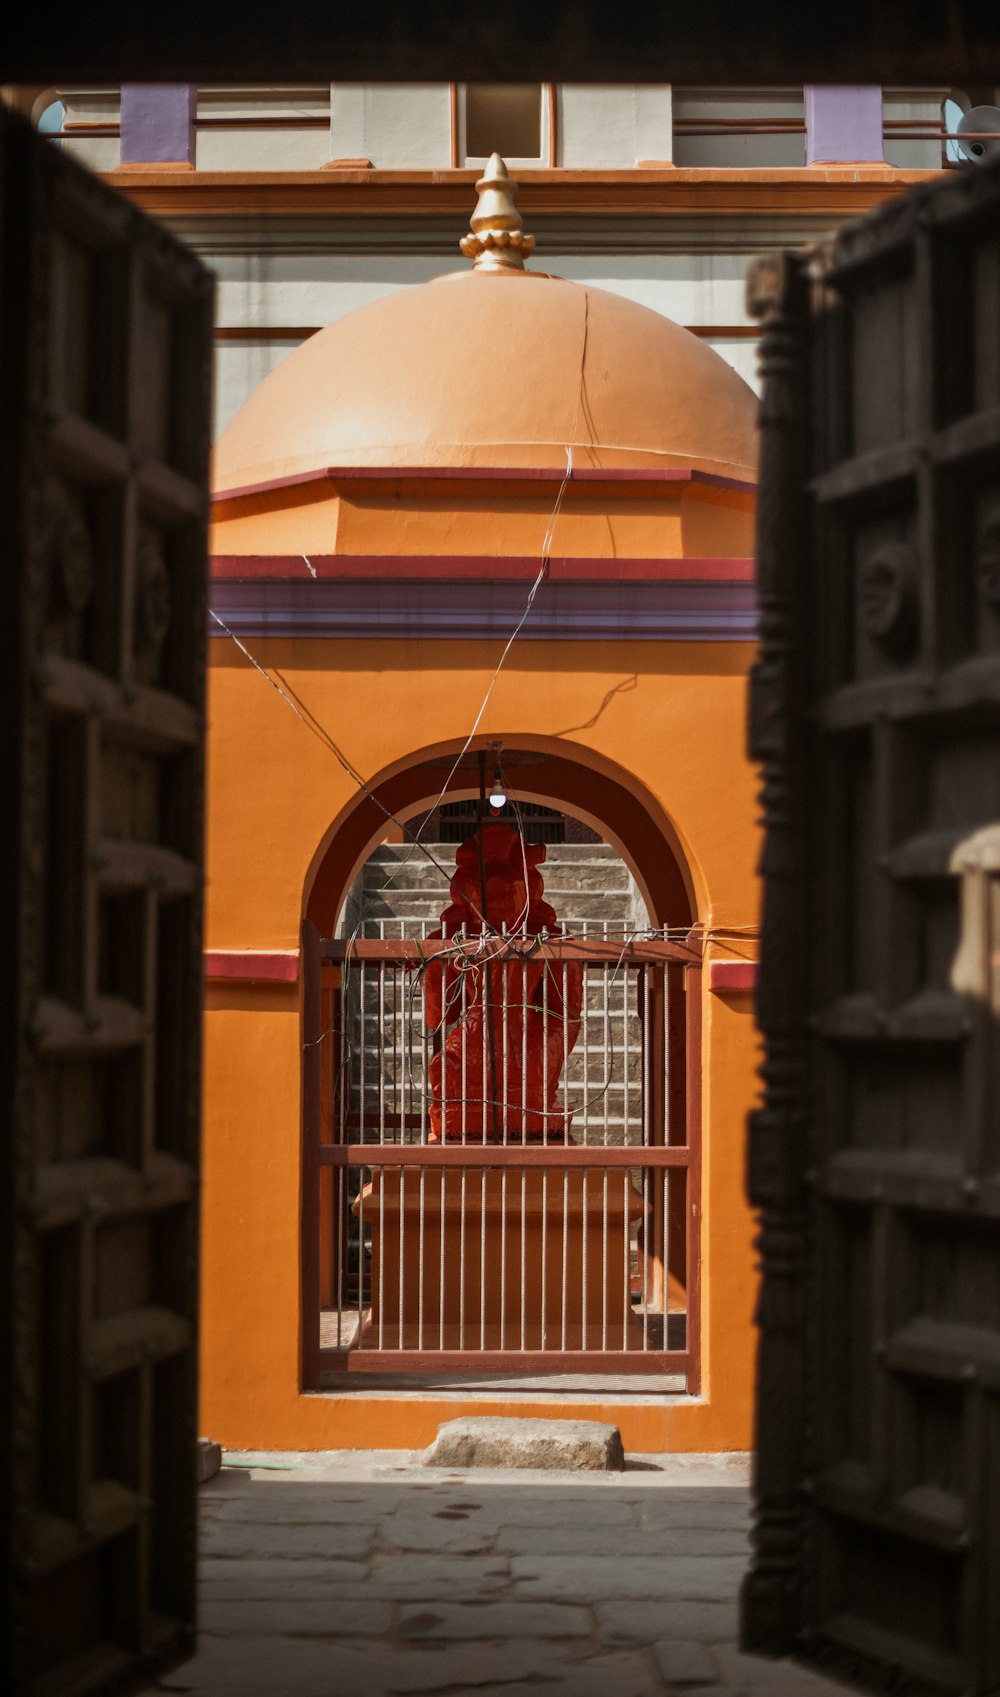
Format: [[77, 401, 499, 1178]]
[[213, 268, 758, 494]]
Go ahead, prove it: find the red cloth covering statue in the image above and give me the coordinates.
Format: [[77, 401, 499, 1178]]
[[424, 823, 583, 1142]]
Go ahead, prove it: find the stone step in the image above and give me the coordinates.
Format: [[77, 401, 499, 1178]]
[[362, 894, 635, 923], [363, 861, 633, 894]]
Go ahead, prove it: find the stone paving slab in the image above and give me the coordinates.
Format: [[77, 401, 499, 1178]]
[[596, 1597, 741, 1645], [396, 1601, 592, 1639], [142, 1450, 854, 1697], [495, 1524, 748, 1556], [200, 1519, 379, 1559], [510, 1551, 750, 1601]]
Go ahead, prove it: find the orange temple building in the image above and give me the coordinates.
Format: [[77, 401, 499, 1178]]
[[201, 157, 761, 1452]]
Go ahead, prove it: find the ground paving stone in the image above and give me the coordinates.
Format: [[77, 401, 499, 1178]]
[[396, 1600, 593, 1638], [595, 1597, 740, 1645], [365, 1552, 513, 1597], [377, 1513, 498, 1552], [402, 1485, 639, 1528], [511, 1551, 749, 1601], [635, 1496, 751, 1531], [200, 1519, 378, 1559], [654, 1637, 718, 1685], [495, 1524, 747, 1557], [198, 1555, 369, 1592], [199, 1598, 394, 1637], [140, 1450, 853, 1697], [468, 1647, 664, 1696]]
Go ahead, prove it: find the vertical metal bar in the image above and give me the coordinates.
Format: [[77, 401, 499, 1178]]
[[459, 1161, 467, 1352], [601, 1165, 608, 1351], [603, 959, 611, 1148], [622, 962, 631, 1149], [439, 1166, 446, 1350], [418, 1167, 425, 1352], [391, 960, 398, 1142], [582, 961, 590, 1148], [560, 940, 569, 1352], [359, 959, 367, 1144], [642, 1164, 649, 1352], [460, 932, 468, 1352], [540, 948, 549, 1345], [662, 1165, 669, 1358], [336, 1167, 345, 1344], [480, 1164, 487, 1351], [640, 965, 652, 1337], [561, 1165, 569, 1352], [663, 956, 670, 1147], [460, 940, 468, 1146], [378, 959, 386, 1147], [686, 959, 704, 1394], [501, 925, 509, 1146], [479, 929, 488, 1348], [440, 921, 449, 1148], [542, 948, 549, 1142], [398, 1167, 405, 1350], [420, 940, 429, 1146], [300, 921, 323, 1389], [357, 1166, 365, 1349], [481, 925, 488, 1144], [561, 951, 569, 1144], [643, 967, 652, 1151], [521, 951, 528, 1351], [377, 1161, 385, 1351], [500, 926, 508, 1347], [622, 1169, 630, 1350], [581, 1166, 588, 1347]]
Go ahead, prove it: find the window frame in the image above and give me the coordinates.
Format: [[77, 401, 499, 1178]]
[[453, 82, 556, 169]]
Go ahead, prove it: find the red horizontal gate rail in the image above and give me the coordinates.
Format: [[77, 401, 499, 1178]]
[[301, 926, 702, 1389]]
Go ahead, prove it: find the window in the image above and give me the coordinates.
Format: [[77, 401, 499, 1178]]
[[462, 84, 546, 165]]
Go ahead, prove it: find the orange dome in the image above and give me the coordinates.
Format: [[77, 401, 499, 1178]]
[[213, 269, 758, 495]]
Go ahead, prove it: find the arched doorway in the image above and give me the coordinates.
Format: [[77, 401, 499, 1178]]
[[300, 741, 702, 1395]]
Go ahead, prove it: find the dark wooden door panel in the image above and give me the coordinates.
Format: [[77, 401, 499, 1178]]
[[742, 158, 1000, 1696], [0, 112, 213, 1695]]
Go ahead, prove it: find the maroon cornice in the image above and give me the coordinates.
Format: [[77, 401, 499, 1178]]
[[211, 553, 754, 582], [212, 464, 757, 505]]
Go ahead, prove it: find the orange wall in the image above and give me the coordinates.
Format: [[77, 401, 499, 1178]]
[[211, 481, 754, 561], [200, 634, 760, 1450]]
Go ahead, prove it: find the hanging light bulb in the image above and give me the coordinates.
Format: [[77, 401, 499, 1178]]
[[489, 766, 507, 811]]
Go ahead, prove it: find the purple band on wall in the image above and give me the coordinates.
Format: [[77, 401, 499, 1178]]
[[120, 84, 197, 165], [209, 577, 758, 642], [804, 86, 884, 165]]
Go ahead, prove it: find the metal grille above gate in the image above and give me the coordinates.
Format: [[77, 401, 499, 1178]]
[[301, 927, 702, 1387]]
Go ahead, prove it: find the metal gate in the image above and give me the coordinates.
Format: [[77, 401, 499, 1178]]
[[1, 114, 212, 1693], [301, 926, 702, 1386], [743, 158, 1000, 1694]]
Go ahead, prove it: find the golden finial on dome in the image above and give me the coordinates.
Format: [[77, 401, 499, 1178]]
[[459, 153, 536, 273]]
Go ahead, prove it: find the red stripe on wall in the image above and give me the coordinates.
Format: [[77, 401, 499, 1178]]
[[708, 960, 757, 993], [205, 951, 300, 984]]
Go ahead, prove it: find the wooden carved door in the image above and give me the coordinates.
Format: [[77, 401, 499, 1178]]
[[742, 158, 1000, 1694], [0, 112, 213, 1693]]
